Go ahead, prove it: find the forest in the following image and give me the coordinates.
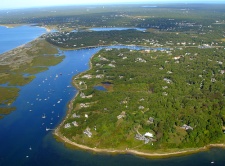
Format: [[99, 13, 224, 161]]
[[60, 47, 225, 150]]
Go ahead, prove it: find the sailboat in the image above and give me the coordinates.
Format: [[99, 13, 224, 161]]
[[42, 114, 46, 119]]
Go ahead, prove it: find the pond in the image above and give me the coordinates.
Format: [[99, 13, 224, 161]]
[[94, 85, 107, 91]]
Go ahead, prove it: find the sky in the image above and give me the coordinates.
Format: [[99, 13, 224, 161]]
[[1, 0, 225, 9]]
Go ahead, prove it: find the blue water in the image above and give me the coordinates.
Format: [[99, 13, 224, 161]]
[[94, 85, 107, 91], [89, 27, 146, 32], [0, 27, 225, 165], [0, 25, 46, 54]]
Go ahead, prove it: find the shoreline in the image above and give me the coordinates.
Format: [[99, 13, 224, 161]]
[[0, 37, 42, 63], [54, 94, 225, 158], [0, 24, 23, 28], [54, 52, 96, 134], [54, 47, 225, 158], [54, 129, 225, 158]]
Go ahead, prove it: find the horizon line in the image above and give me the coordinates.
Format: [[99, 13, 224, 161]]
[[1, 2, 225, 10]]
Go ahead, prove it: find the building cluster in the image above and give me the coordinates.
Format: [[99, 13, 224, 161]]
[[135, 132, 154, 144], [163, 78, 172, 84], [181, 124, 194, 130], [83, 128, 92, 137], [117, 111, 126, 120], [135, 57, 147, 63]]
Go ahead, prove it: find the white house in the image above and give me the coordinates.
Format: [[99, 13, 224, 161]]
[[144, 132, 153, 138]]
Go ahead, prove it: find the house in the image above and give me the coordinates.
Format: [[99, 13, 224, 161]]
[[72, 113, 80, 118], [84, 128, 92, 137], [96, 74, 104, 78], [163, 78, 172, 84], [135, 58, 146, 63], [80, 103, 89, 108], [108, 64, 116, 67], [82, 74, 92, 79], [135, 132, 154, 144], [144, 132, 153, 138], [72, 121, 79, 127], [181, 124, 193, 130], [162, 92, 168, 96], [99, 56, 109, 61], [80, 93, 93, 99], [138, 106, 144, 110], [148, 117, 154, 123], [167, 71, 173, 74], [211, 78, 216, 83], [64, 123, 71, 129], [117, 111, 126, 119], [162, 86, 168, 90], [80, 92, 86, 98], [173, 56, 181, 60]]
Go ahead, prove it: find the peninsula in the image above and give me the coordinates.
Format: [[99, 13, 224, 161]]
[[54, 46, 225, 157], [42, 4, 225, 157]]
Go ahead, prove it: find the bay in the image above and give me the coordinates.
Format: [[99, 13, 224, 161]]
[[0, 25, 46, 54], [0, 26, 225, 165]]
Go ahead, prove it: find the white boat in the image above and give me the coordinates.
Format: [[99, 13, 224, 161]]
[[46, 127, 54, 131], [42, 114, 46, 119], [29, 146, 32, 150]]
